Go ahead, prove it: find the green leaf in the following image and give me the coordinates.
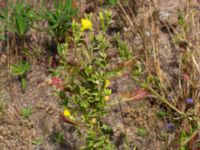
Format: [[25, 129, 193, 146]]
[[32, 139, 43, 145], [10, 60, 30, 92], [42, 0, 78, 40], [21, 77, 26, 93]]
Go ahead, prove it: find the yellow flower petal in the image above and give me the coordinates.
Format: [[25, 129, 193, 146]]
[[81, 18, 92, 31], [91, 118, 96, 124], [104, 96, 110, 101], [63, 109, 71, 118]]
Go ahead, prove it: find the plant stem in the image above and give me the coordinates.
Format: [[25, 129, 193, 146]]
[[148, 87, 185, 116], [181, 129, 198, 146]]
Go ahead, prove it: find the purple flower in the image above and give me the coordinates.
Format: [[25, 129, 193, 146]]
[[166, 123, 175, 132], [185, 98, 193, 104]]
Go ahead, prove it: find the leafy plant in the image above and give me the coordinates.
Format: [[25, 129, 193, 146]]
[[99, 10, 112, 33], [57, 42, 68, 59], [20, 106, 33, 119], [107, 0, 118, 6], [136, 128, 148, 137], [114, 34, 132, 60], [42, 0, 78, 42], [9, 1, 35, 36], [82, 129, 114, 150], [180, 130, 188, 150], [53, 132, 64, 144], [177, 8, 188, 32], [0, 0, 35, 52], [157, 110, 166, 119], [10, 60, 30, 93], [96, 34, 109, 51], [51, 16, 114, 149]]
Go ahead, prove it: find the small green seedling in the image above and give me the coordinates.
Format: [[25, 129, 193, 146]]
[[20, 106, 33, 119], [177, 8, 188, 31], [32, 138, 43, 146], [137, 128, 148, 137], [10, 60, 30, 93], [53, 132, 64, 144], [157, 110, 166, 119]]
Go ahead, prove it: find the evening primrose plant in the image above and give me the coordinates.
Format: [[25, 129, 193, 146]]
[[71, 17, 92, 48], [52, 15, 115, 149], [71, 16, 94, 64]]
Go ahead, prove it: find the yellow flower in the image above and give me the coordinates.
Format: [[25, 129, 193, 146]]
[[91, 118, 96, 124], [63, 109, 71, 118], [104, 80, 110, 88], [81, 18, 92, 31], [63, 108, 75, 120], [104, 96, 110, 101]]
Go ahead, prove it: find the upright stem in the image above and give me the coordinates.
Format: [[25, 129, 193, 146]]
[[148, 87, 185, 116]]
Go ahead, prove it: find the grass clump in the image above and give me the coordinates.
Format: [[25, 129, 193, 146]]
[[41, 0, 78, 43]]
